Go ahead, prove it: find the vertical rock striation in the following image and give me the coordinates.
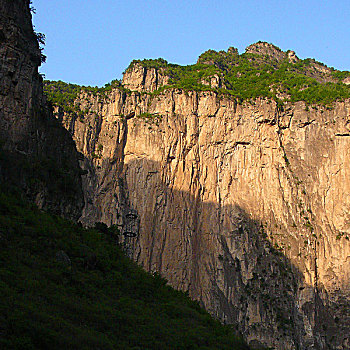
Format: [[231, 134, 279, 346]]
[[0, 0, 83, 218], [4, 2, 348, 348], [56, 66, 350, 348], [122, 62, 169, 92]]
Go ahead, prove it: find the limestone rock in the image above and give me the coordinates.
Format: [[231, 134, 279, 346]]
[[245, 42, 286, 62], [6, 1, 349, 348], [287, 50, 299, 63], [122, 63, 169, 92], [201, 74, 223, 88], [58, 86, 350, 349]]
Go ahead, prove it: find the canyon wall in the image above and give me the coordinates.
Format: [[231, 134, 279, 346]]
[[0, 0, 83, 218], [4, 1, 348, 349], [57, 65, 350, 349]]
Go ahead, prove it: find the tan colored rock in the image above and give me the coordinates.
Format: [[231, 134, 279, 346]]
[[343, 77, 350, 85], [8, 3, 348, 347], [122, 63, 169, 92], [58, 87, 350, 350], [288, 50, 299, 63], [201, 74, 223, 88]]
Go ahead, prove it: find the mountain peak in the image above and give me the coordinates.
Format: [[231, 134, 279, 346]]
[[245, 41, 289, 61]]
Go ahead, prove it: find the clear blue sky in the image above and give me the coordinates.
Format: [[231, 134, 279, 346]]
[[33, 0, 349, 87]]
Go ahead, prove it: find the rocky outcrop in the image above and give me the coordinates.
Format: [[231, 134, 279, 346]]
[[245, 42, 287, 62], [122, 63, 169, 92], [245, 42, 339, 84], [57, 76, 350, 349], [0, 0, 83, 218], [287, 50, 299, 63], [343, 77, 350, 85]]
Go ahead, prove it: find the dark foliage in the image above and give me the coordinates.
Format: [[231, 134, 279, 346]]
[[0, 188, 250, 350]]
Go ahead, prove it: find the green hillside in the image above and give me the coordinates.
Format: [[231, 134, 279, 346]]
[[0, 188, 250, 350]]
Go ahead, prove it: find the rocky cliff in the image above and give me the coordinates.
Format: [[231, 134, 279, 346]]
[[48, 49, 350, 350], [4, 1, 349, 348], [0, 0, 83, 218]]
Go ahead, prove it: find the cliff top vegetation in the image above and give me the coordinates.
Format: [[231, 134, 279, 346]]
[[43, 79, 128, 114], [126, 42, 350, 106], [45, 42, 350, 109]]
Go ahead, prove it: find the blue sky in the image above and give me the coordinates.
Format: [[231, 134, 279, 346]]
[[33, 0, 350, 87]]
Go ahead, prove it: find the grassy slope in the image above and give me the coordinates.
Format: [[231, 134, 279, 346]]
[[0, 188, 250, 350]]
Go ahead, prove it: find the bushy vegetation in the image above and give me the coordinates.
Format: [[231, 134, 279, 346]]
[[126, 58, 169, 70], [44, 80, 83, 113], [127, 46, 350, 106], [136, 112, 163, 127], [0, 188, 250, 350], [44, 79, 128, 115], [166, 63, 219, 92], [125, 58, 218, 92], [45, 44, 350, 109]]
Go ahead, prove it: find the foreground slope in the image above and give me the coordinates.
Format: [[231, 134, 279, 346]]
[[45, 45, 350, 350], [0, 188, 250, 350]]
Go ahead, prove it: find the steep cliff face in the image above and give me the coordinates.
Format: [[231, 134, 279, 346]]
[[4, 2, 348, 348], [53, 58, 350, 349], [122, 62, 170, 92], [0, 0, 83, 218]]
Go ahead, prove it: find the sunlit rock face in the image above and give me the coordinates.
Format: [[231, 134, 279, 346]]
[[122, 63, 169, 92], [3, 2, 348, 348], [57, 67, 350, 349], [0, 0, 83, 218]]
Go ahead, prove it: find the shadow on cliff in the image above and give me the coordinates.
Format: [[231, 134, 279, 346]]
[[0, 111, 84, 220], [116, 157, 345, 350]]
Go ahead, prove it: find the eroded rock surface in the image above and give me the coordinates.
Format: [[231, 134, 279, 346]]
[[3, 2, 349, 348], [57, 71, 350, 349], [0, 0, 83, 218], [123, 63, 169, 92]]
